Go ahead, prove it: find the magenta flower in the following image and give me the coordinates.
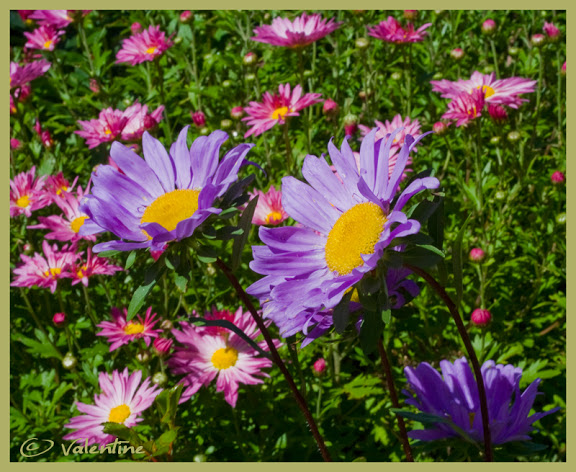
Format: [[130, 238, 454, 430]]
[[11, 138, 22, 150], [63, 368, 162, 446], [551, 171, 565, 184], [469, 248, 486, 262], [76, 108, 128, 149], [11, 241, 79, 293], [121, 103, 165, 141], [97, 307, 162, 352], [482, 19, 496, 35], [487, 104, 508, 123], [29, 10, 90, 28], [191, 110, 206, 128], [43, 172, 75, 202], [10, 60, 51, 90], [441, 89, 485, 127], [368, 16, 432, 43], [359, 114, 422, 157], [243, 83, 322, 138], [71, 248, 123, 287], [116, 25, 173, 66], [24, 25, 65, 51], [53, 312, 66, 326], [153, 337, 173, 356], [249, 185, 289, 226], [313, 358, 327, 374], [252, 13, 342, 48], [169, 307, 276, 407], [431, 71, 537, 109], [543, 21, 561, 40], [10, 166, 51, 218], [471, 308, 492, 326], [432, 121, 448, 135]]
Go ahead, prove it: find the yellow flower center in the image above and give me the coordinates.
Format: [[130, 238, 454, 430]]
[[76, 265, 88, 279], [44, 267, 62, 278], [56, 186, 68, 196], [108, 404, 131, 424], [271, 106, 290, 120], [16, 195, 30, 208], [104, 129, 112, 135], [211, 347, 239, 370], [265, 211, 283, 225], [124, 323, 145, 335], [140, 189, 201, 233], [146, 46, 157, 55], [71, 216, 88, 233], [325, 202, 387, 276], [43, 40, 53, 49], [475, 85, 495, 98]]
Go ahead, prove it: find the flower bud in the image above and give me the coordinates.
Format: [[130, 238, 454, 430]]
[[551, 171, 565, 184], [89, 78, 100, 94], [131, 22, 142, 34], [220, 119, 232, 130], [561, 61, 566, 76], [490, 136, 501, 144], [160, 319, 174, 331], [200, 127, 210, 136], [469, 248, 485, 262], [205, 264, 216, 276], [136, 351, 150, 363], [153, 337, 173, 356], [531, 34, 546, 48], [222, 79, 232, 88], [471, 308, 492, 326], [450, 48, 465, 60], [432, 121, 448, 135], [495, 190, 506, 200], [62, 352, 77, 370], [507, 131, 521, 142], [543, 21, 560, 41], [508, 46, 520, 56], [10, 138, 21, 150], [313, 358, 327, 375], [230, 106, 244, 120], [193, 454, 207, 462], [343, 114, 358, 137], [488, 104, 508, 123], [152, 372, 168, 386], [323, 98, 339, 118], [53, 312, 66, 326], [355, 37, 369, 50], [482, 19, 496, 35], [245, 73, 255, 82], [180, 10, 193, 23], [556, 212, 566, 225], [243, 52, 257, 66], [358, 90, 368, 101], [404, 10, 419, 21], [191, 110, 206, 128], [391, 71, 403, 80]]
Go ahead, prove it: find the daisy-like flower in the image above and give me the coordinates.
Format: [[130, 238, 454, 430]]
[[11, 241, 79, 293], [116, 25, 173, 66], [243, 83, 322, 138], [252, 12, 342, 48], [28, 186, 103, 242], [97, 307, 162, 352], [121, 103, 165, 141], [442, 89, 485, 127], [403, 357, 560, 445], [10, 166, 51, 218], [80, 127, 255, 253], [63, 368, 162, 446], [368, 16, 432, 43], [76, 108, 128, 149], [169, 307, 274, 407], [24, 25, 65, 51], [43, 172, 75, 201], [431, 71, 537, 109], [247, 128, 439, 328], [71, 248, 123, 287], [249, 185, 289, 226], [29, 10, 90, 29], [10, 60, 51, 90]]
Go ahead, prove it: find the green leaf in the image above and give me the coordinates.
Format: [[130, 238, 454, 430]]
[[127, 258, 166, 321], [333, 290, 353, 334], [125, 251, 137, 270], [231, 195, 258, 271], [381, 308, 391, 325], [342, 373, 384, 400], [452, 213, 472, 309], [98, 250, 120, 258], [359, 311, 384, 355], [196, 245, 218, 264]]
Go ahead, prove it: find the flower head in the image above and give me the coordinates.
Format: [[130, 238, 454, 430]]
[[551, 171, 565, 184], [247, 129, 439, 335], [323, 98, 339, 118], [11, 241, 79, 293], [10, 166, 51, 218], [97, 307, 162, 351], [543, 22, 560, 40], [252, 13, 342, 48], [431, 71, 537, 109], [10, 60, 51, 90], [29, 10, 90, 28], [469, 248, 486, 262], [76, 108, 128, 149], [243, 83, 322, 138], [313, 358, 327, 374], [230, 106, 245, 120], [71, 248, 123, 287], [249, 185, 289, 226], [403, 357, 559, 444], [80, 127, 254, 253], [169, 307, 275, 407], [441, 89, 485, 127], [53, 312, 66, 326], [24, 25, 65, 51], [153, 337, 173, 356], [116, 25, 173, 66], [368, 16, 432, 43], [471, 308, 492, 326], [64, 368, 162, 446], [191, 110, 206, 128], [121, 103, 165, 141], [482, 19, 496, 35]]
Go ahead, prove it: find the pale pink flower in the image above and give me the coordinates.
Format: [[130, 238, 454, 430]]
[[116, 25, 173, 66], [359, 114, 422, 158], [243, 83, 322, 138], [10, 166, 50, 218], [252, 13, 342, 48], [24, 25, 65, 51], [431, 71, 537, 109], [29, 10, 91, 29], [10, 60, 51, 90], [121, 103, 165, 141], [11, 241, 79, 293], [97, 307, 162, 352], [368, 16, 432, 43], [71, 247, 123, 287], [169, 307, 276, 407], [249, 185, 288, 226], [63, 368, 161, 446], [441, 89, 485, 127]]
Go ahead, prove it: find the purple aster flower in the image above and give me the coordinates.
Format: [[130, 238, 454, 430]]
[[80, 127, 254, 252], [403, 357, 560, 445], [247, 128, 439, 336]]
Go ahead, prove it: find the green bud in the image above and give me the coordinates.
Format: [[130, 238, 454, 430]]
[[556, 212, 566, 224]]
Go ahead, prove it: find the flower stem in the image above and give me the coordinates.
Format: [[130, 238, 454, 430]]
[[404, 264, 493, 461], [77, 20, 95, 76], [155, 59, 173, 143], [81, 284, 99, 328], [377, 339, 414, 462], [20, 289, 63, 360], [556, 49, 564, 146], [283, 122, 294, 173], [215, 258, 332, 462], [489, 39, 500, 79]]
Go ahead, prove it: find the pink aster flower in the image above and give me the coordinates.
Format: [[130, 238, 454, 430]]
[[243, 83, 322, 138], [249, 185, 289, 226], [24, 25, 65, 51], [121, 103, 165, 141], [10, 60, 51, 90], [487, 104, 508, 123], [97, 307, 162, 352], [169, 307, 276, 407], [441, 89, 485, 127], [10, 166, 50, 218], [368, 16, 432, 43], [359, 114, 422, 156], [18, 10, 34, 21], [252, 12, 342, 48], [431, 71, 537, 109], [116, 25, 173, 66], [71, 247, 123, 287], [543, 21, 561, 40], [63, 368, 162, 446], [11, 241, 79, 293], [43, 172, 75, 202], [76, 108, 128, 149]]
